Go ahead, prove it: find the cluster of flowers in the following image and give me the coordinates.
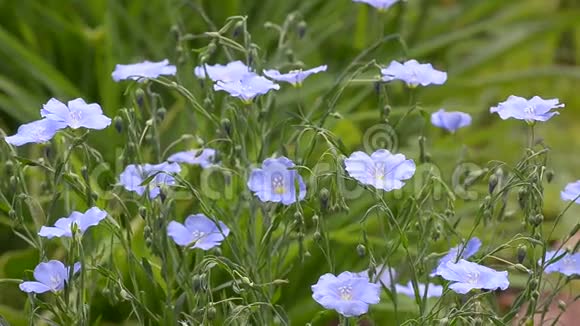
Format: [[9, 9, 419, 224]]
[[4, 1, 578, 321]]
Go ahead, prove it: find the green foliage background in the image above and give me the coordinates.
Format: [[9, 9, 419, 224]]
[[0, 0, 579, 324]]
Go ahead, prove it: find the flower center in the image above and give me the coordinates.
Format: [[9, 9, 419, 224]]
[[338, 285, 353, 301], [271, 174, 286, 194], [69, 110, 82, 127], [524, 106, 536, 116], [192, 230, 206, 241], [374, 163, 386, 181], [466, 271, 480, 284], [49, 275, 62, 289]]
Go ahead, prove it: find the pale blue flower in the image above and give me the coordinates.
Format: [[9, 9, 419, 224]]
[[395, 281, 443, 299], [4, 119, 66, 146], [312, 271, 381, 317], [119, 162, 181, 198], [41, 98, 111, 130], [167, 214, 230, 250], [247, 156, 306, 205], [214, 73, 280, 102], [38, 207, 107, 239], [168, 148, 216, 168], [541, 250, 580, 276], [344, 149, 415, 191], [263, 65, 327, 86], [435, 259, 509, 294], [194, 60, 252, 82], [431, 109, 472, 133], [490, 96, 564, 122], [560, 181, 580, 203], [381, 59, 447, 87], [20, 260, 80, 294], [353, 0, 401, 10], [112, 59, 176, 82], [437, 238, 482, 268]]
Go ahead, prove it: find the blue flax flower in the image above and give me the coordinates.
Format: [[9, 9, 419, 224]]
[[168, 148, 216, 168], [437, 238, 481, 267], [344, 149, 416, 192], [541, 250, 580, 276], [194, 60, 252, 82], [214, 73, 280, 103], [263, 65, 327, 86], [20, 260, 80, 294], [167, 214, 230, 250], [560, 180, 580, 203], [38, 207, 107, 239], [353, 0, 401, 10], [119, 162, 181, 198], [435, 259, 509, 294], [490, 95, 564, 122], [381, 59, 447, 87], [112, 59, 176, 82], [41, 98, 111, 130], [356, 264, 397, 288], [311, 271, 381, 317], [395, 281, 443, 299], [431, 109, 472, 133], [4, 119, 66, 146], [247, 157, 306, 205]]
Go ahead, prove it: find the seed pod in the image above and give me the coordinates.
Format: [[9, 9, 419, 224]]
[[558, 300, 566, 311], [313, 231, 322, 242]]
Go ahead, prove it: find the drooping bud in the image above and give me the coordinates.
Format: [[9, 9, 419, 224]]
[[488, 174, 498, 194], [135, 89, 145, 108], [546, 170, 555, 183], [297, 21, 307, 38], [517, 244, 527, 263], [206, 305, 217, 320], [233, 22, 244, 38], [320, 188, 330, 211], [518, 188, 528, 210], [313, 231, 322, 242], [221, 118, 232, 137], [356, 244, 366, 257], [156, 107, 167, 122], [139, 206, 147, 218]]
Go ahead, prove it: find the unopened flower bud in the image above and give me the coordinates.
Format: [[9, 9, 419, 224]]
[[135, 89, 145, 107], [139, 207, 147, 218], [233, 22, 244, 38], [311, 214, 319, 224], [517, 245, 527, 263], [114, 116, 123, 133], [156, 107, 167, 122], [489, 174, 498, 194], [297, 21, 307, 38], [320, 188, 330, 211], [206, 42, 217, 54], [546, 170, 555, 183], [207, 305, 217, 320], [4, 160, 14, 175], [518, 188, 528, 210], [8, 210, 16, 220], [221, 118, 232, 136], [356, 244, 366, 257], [81, 166, 89, 182]]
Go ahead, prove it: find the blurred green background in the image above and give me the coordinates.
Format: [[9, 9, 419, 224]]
[[0, 0, 579, 324]]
